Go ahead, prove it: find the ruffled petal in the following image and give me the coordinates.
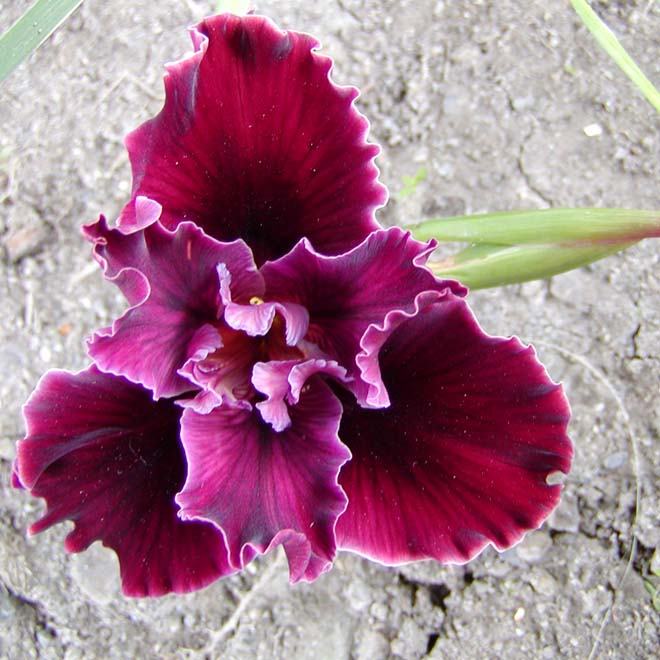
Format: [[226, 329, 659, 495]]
[[334, 292, 572, 565], [16, 367, 233, 597], [177, 375, 350, 582], [224, 300, 309, 345], [261, 227, 466, 405], [85, 216, 261, 397], [252, 358, 348, 431], [118, 13, 386, 265], [179, 296, 308, 410], [119, 195, 164, 233]]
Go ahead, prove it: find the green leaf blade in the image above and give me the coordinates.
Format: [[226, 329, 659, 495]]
[[430, 241, 634, 290], [0, 0, 85, 83], [411, 208, 660, 246], [570, 0, 660, 114]]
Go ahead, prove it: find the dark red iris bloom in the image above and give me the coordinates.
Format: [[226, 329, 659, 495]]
[[14, 13, 572, 597]]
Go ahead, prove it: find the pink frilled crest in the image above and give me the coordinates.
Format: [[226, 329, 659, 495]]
[[14, 13, 572, 597]]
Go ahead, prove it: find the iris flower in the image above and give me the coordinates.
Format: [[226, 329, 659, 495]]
[[14, 13, 572, 597]]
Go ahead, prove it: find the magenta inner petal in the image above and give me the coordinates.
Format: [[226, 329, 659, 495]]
[[262, 228, 465, 404], [86, 217, 260, 398], [17, 367, 234, 597], [225, 300, 309, 345], [252, 358, 348, 431], [334, 293, 572, 565], [179, 325, 259, 409], [252, 360, 296, 432], [120, 195, 164, 233], [177, 376, 350, 582], [118, 13, 386, 265]]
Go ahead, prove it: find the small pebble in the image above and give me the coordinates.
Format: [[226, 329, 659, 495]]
[[369, 602, 388, 622], [548, 493, 580, 533], [583, 123, 603, 137], [70, 542, 119, 605], [614, 146, 628, 160], [346, 579, 372, 612], [603, 451, 628, 470], [528, 569, 558, 597], [512, 95, 535, 111], [354, 630, 389, 660], [2, 204, 51, 262], [516, 531, 552, 563]]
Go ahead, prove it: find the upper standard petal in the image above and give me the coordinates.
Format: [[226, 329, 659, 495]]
[[118, 13, 386, 265]]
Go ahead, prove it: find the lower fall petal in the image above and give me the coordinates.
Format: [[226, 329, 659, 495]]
[[177, 376, 350, 582], [335, 292, 572, 565], [16, 366, 234, 597]]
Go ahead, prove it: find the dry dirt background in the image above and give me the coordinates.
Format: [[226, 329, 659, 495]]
[[1, 0, 659, 658]]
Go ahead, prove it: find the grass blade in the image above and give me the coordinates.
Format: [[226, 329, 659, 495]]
[[0, 0, 84, 83], [570, 0, 660, 114]]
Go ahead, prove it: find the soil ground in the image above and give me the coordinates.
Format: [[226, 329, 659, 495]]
[[1, 0, 659, 658]]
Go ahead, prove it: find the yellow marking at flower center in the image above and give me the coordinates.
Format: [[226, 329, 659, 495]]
[[250, 296, 264, 305]]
